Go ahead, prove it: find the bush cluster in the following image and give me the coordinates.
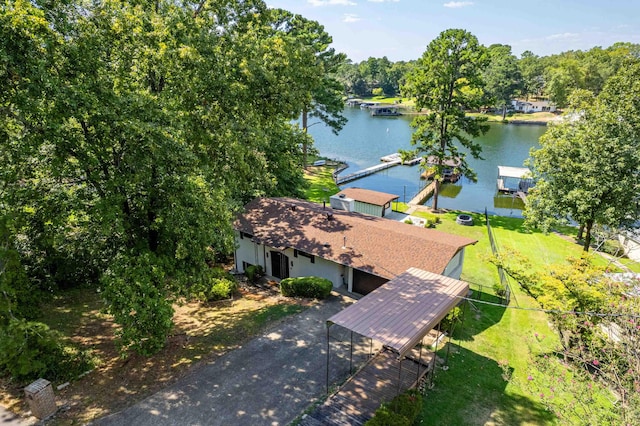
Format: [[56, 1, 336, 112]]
[[0, 319, 94, 384], [366, 389, 423, 425], [191, 268, 237, 302], [279, 276, 332, 299]]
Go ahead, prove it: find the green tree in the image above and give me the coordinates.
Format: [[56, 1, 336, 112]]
[[483, 44, 522, 119], [403, 29, 489, 210], [519, 50, 544, 99], [0, 0, 326, 356], [269, 9, 346, 167], [525, 63, 640, 250]]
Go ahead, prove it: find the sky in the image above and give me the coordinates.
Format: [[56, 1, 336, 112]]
[[265, 0, 640, 62]]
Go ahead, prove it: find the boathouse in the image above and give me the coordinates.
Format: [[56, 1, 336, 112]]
[[369, 105, 400, 116], [497, 166, 534, 194], [234, 197, 476, 295]]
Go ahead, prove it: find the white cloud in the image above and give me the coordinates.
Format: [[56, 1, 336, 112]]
[[343, 13, 361, 23], [546, 32, 580, 40], [367, 0, 400, 3], [308, 0, 356, 6], [443, 1, 474, 8]]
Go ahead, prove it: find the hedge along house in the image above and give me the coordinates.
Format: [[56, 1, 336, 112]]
[[329, 187, 399, 218], [234, 197, 477, 295]]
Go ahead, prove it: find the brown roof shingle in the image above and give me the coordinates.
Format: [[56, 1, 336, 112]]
[[235, 198, 477, 279], [336, 188, 399, 206]]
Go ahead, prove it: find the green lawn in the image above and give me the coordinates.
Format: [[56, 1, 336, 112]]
[[416, 211, 615, 425], [302, 165, 340, 203]]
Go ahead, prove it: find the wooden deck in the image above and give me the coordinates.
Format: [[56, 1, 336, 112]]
[[301, 348, 433, 425]]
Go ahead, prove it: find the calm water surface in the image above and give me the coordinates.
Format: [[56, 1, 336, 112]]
[[308, 107, 547, 217]]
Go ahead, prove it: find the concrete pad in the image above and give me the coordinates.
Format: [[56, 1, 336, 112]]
[[95, 293, 371, 426]]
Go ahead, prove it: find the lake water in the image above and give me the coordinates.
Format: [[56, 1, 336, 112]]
[[307, 106, 547, 217]]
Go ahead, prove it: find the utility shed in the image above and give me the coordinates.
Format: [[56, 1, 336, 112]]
[[330, 187, 399, 217]]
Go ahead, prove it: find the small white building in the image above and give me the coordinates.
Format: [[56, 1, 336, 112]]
[[234, 197, 477, 295], [511, 99, 556, 113], [329, 187, 398, 218]]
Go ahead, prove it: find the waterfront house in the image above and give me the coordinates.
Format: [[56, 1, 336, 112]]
[[234, 197, 477, 295], [511, 99, 556, 113]]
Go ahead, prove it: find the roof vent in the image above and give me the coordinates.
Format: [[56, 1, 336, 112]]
[[326, 212, 334, 221], [339, 193, 345, 198], [290, 205, 297, 211], [323, 242, 331, 248]]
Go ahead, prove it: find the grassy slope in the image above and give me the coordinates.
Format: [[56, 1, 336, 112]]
[[302, 165, 340, 203], [417, 212, 612, 425]]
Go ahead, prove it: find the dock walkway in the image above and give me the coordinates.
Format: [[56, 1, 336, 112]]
[[335, 160, 401, 185]]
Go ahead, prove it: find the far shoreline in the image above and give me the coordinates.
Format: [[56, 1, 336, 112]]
[[350, 96, 557, 125]]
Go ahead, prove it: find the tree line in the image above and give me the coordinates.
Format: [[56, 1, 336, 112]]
[[335, 42, 640, 109]]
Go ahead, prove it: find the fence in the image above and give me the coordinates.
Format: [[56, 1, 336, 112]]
[[485, 208, 511, 305]]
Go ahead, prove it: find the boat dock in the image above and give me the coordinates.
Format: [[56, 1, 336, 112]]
[[336, 160, 401, 185], [335, 153, 423, 185]]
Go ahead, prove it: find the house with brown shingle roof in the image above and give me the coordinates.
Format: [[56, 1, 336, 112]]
[[234, 197, 477, 295]]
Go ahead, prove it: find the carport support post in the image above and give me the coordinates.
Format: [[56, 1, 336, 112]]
[[349, 331, 354, 374], [326, 323, 331, 395], [417, 337, 424, 384]]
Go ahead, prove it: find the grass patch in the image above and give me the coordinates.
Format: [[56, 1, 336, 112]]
[[467, 111, 556, 123], [392, 201, 410, 213], [302, 165, 340, 203]]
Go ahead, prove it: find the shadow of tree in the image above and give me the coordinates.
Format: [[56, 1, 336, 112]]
[[421, 345, 556, 425]]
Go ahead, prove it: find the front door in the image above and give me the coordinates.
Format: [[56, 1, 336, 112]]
[[270, 251, 289, 279]]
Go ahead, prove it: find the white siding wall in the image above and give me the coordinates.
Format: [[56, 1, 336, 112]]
[[443, 249, 465, 280], [235, 232, 266, 271], [620, 234, 640, 262], [235, 232, 348, 289]]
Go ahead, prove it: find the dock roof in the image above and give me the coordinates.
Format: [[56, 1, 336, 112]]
[[235, 198, 477, 279], [498, 166, 531, 179]]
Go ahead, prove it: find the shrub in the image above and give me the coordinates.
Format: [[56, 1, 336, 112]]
[[404, 219, 413, 224], [366, 390, 423, 425], [190, 268, 237, 302], [280, 276, 332, 299], [0, 319, 94, 384], [601, 239, 624, 257], [245, 264, 264, 283]]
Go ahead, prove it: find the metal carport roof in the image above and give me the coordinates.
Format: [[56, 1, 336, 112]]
[[327, 267, 469, 358]]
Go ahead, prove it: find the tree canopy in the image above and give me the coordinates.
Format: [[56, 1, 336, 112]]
[[0, 0, 337, 354], [403, 28, 489, 210], [525, 63, 640, 251]]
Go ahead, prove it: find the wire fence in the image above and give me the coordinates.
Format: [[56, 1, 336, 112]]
[[485, 208, 511, 305]]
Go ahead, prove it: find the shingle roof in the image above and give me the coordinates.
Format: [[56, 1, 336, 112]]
[[235, 198, 477, 279], [336, 188, 399, 206], [327, 267, 469, 357]]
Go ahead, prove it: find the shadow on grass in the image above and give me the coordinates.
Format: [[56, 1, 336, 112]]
[[449, 292, 507, 342], [422, 344, 556, 425]]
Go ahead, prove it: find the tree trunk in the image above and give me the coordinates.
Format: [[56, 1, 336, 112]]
[[577, 224, 585, 240], [302, 107, 308, 169], [502, 105, 507, 120], [432, 179, 440, 211], [582, 220, 594, 252]]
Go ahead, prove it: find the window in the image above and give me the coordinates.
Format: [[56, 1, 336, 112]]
[[294, 249, 315, 263]]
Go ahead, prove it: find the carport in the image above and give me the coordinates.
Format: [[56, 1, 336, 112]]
[[324, 268, 469, 412]]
